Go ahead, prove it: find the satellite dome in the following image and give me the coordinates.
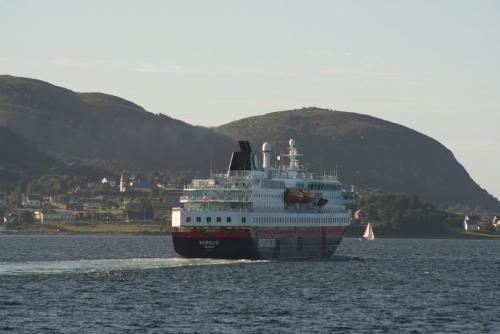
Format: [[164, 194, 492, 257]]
[[262, 142, 272, 152]]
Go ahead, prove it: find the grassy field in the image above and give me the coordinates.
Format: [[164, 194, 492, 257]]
[[4, 222, 171, 234], [456, 231, 500, 239]]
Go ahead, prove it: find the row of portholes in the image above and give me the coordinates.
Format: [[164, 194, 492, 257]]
[[255, 193, 281, 198], [186, 216, 246, 223], [185, 215, 348, 224], [253, 217, 349, 224]]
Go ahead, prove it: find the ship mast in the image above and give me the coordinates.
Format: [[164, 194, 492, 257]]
[[284, 139, 302, 171]]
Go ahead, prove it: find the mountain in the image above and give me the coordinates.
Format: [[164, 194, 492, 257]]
[[0, 75, 234, 174], [1, 75, 498, 211], [216, 107, 500, 211]]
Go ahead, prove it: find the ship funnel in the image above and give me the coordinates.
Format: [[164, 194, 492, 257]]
[[262, 142, 272, 169]]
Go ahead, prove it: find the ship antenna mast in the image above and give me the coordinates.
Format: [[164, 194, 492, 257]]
[[284, 138, 302, 170]]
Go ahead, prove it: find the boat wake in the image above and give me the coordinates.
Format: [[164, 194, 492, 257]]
[[0, 257, 266, 275]]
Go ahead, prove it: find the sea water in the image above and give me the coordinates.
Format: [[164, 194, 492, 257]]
[[0, 235, 499, 333]]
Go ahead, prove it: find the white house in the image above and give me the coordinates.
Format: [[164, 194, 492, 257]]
[[101, 177, 116, 187], [34, 210, 42, 221], [40, 211, 76, 223], [463, 215, 480, 231], [24, 195, 42, 208], [493, 216, 500, 233]]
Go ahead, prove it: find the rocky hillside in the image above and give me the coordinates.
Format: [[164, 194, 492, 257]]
[[0, 75, 235, 174], [216, 108, 500, 211]]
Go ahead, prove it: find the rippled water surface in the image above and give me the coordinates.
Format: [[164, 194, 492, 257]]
[[1, 235, 499, 333]]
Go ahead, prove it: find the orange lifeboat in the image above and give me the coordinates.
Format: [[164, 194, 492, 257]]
[[284, 189, 303, 204], [301, 192, 315, 203]]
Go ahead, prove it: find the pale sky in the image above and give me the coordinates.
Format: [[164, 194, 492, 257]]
[[1, 0, 499, 199]]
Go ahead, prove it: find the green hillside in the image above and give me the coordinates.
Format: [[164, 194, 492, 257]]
[[0, 75, 235, 174]]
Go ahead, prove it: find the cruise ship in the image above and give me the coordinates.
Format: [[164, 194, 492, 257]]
[[171, 139, 355, 259]]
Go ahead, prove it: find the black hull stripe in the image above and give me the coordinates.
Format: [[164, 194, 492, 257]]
[[172, 236, 344, 260]]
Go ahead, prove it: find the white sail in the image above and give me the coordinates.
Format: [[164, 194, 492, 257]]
[[361, 223, 375, 240]]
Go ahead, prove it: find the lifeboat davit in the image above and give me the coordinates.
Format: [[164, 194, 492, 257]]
[[317, 198, 328, 207]]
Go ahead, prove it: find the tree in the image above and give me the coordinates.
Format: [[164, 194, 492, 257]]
[[5, 210, 34, 229], [359, 191, 459, 234]]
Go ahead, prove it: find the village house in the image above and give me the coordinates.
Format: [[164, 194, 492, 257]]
[[34, 210, 43, 221], [87, 196, 104, 209], [100, 176, 116, 187], [23, 195, 42, 208], [89, 202, 102, 209], [120, 173, 153, 193], [131, 180, 153, 194], [493, 216, 500, 233], [40, 211, 76, 223], [463, 215, 481, 232]]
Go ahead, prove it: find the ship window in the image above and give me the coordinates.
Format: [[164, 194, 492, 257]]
[[242, 217, 246, 223], [216, 217, 221, 223], [186, 217, 191, 223], [196, 217, 201, 222], [206, 217, 211, 223], [227, 217, 232, 223]]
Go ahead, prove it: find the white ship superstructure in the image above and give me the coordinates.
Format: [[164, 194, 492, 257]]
[[171, 139, 354, 259]]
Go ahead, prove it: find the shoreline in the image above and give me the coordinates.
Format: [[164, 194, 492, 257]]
[[2, 231, 499, 240], [2, 222, 499, 239]]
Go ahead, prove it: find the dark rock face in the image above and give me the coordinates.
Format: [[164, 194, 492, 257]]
[[216, 108, 499, 211]]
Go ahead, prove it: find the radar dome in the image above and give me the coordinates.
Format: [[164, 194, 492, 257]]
[[262, 142, 272, 152], [289, 139, 296, 147]]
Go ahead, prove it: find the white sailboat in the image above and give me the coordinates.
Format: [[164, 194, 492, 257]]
[[360, 223, 375, 241]]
